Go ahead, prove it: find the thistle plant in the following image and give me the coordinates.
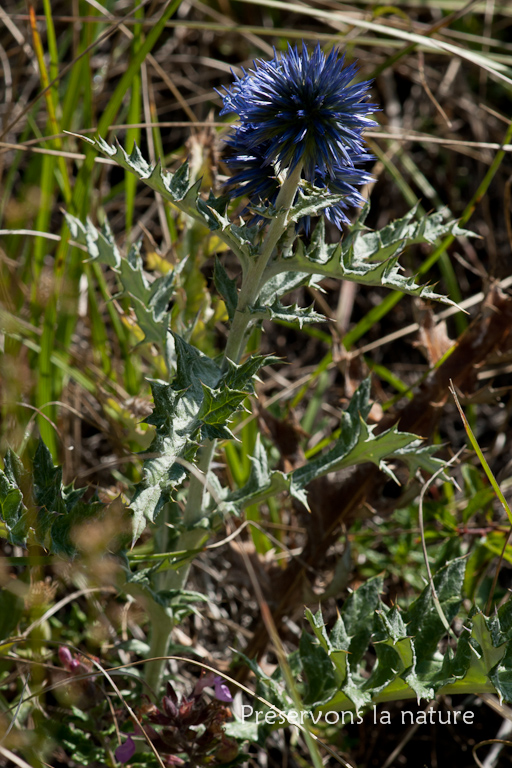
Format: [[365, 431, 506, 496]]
[[1, 42, 476, 708], [219, 44, 377, 230]]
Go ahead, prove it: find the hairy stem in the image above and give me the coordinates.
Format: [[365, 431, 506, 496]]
[[144, 164, 303, 692], [145, 608, 174, 695], [127, 578, 174, 695], [183, 161, 303, 528]]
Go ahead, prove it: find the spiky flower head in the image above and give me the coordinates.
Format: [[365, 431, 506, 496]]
[[218, 43, 377, 229], [224, 127, 374, 230], [219, 43, 377, 180]]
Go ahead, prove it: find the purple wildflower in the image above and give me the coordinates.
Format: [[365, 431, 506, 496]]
[[115, 735, 136, 764]]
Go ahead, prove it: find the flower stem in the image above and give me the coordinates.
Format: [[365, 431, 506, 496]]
[[237, 163, 303, 312], [222, 161, 303, 365], [185, 162, 303, 523], [145, 162, 303, 692]]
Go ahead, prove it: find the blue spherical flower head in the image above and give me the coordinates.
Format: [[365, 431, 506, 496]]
[[221, 114, 374, 231], [219, 43, 377, 180]]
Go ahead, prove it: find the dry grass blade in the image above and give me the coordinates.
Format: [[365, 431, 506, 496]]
[[236, 0, 512, 85], [0, 746, 36, 768]]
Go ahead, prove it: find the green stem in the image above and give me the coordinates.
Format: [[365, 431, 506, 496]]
[[187, 160, 303, 505], [127, 580, 174, 696], [224, 161, 304, 364], [182, 161, 303, 530], [182, 440, 217, 528], [144, 164, 303, 692], [145, 611, 174, 695]]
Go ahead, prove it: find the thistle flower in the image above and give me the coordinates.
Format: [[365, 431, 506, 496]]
[[219, 43, 377, 180], [224, 132, 374, 230], [218, 43, 377, 229]]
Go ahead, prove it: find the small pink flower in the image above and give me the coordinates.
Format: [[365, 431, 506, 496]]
[[58, 646, 74, 670], [166, 756, 185, 766], [193, 671, 215, 696]]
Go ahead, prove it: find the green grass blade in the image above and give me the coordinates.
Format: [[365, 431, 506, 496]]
[[125, 6, 144, 235], [72, 0, 184, 218], [450, 383, 512, 526]]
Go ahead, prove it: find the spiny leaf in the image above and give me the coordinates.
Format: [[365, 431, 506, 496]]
[[336, 420, 448, 484], [259, 271, 317, 306], [66, 213, 121, 268], [196, 191, 231, 230], [268, 206, 472, 308], [221, 379, 447, 515], [221, 434, 280, 511], [0, 450, 29, 547], [250, 300, 327, 328], [405, 557, 466, 662], [305, 607, 331, 652], [66, 213, 183, 349], [221, 434, 309, 514], [129, 377, 206, 541], [489, 606, 512, 702], [222, 354, 279, 393], [288, 183, 345, 224], [307, 607, 351, 687], [289, 378, 373, 492], [0, 442, 104, 557], [33, 441, 66, 544], [390, 440, 449, 478], [129, 336, 224, 539], [254, 558, 512, 716], [352, 204, 470, 261], [291, 381, 448, 495], [73, 134, 253, 268], [197, 382, 248, 438], [453, 608, 510, 695], [250, 183, 344, 224], [375, 606, 435, 702], [339, 574, 384, 670], [130, 345, 275, 542], [299, 631, 337, 706], [170, 332, 221, 396], [365, 643, 407, 699]]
